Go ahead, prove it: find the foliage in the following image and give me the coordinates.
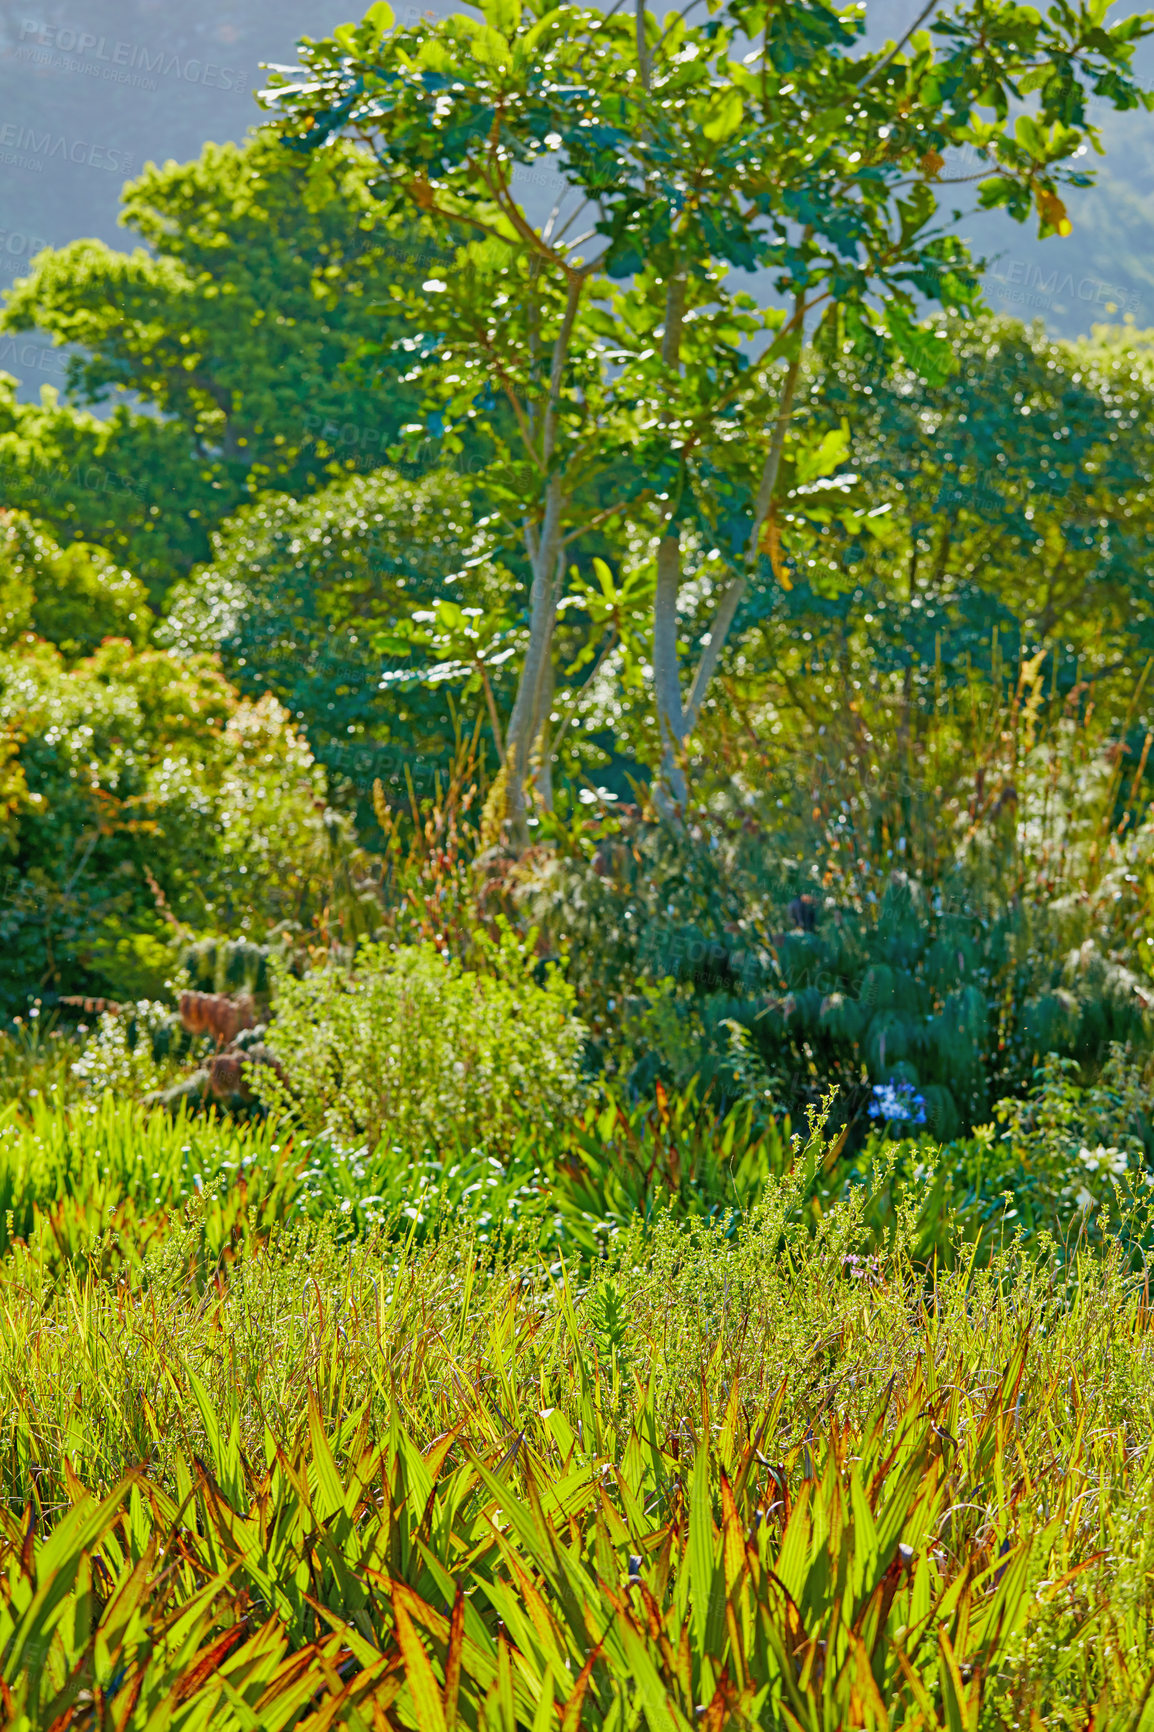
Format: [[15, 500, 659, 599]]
[[264, 0, 1154, 817], [760, 317, 1154, 717], [944, 1044, 1154, 1250], [521, 673, 1154, 1135], [2, 1103, 1154, 1724], [0, 509, 151, 659], [8, 15, 1154, 1719], [260, 931, 588, 1154], [0, 635, 338, 1016], [0, 1005, 81, 1109], [0, 132, 436, 599], [66, 999, 185, 1103], [0, 1093, 296, 1278], [159, 467, 510, 837]]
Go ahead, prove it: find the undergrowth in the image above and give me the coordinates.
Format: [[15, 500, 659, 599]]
[[0, 1092, 1152, 1726]]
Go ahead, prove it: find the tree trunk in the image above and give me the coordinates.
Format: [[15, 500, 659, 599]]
[[504, 518, 562, 845], [649, 305, 807, 814], [501, 272, 583, 846], [529, 642, 556, 814], [653, 530, 689, 810]]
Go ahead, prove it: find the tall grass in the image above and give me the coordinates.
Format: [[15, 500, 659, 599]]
[[1, 1105, 1154, 1725]]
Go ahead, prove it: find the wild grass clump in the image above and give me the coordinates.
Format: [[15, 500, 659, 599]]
[[0, 1094, 295, 1277], [0, 1008, 81, 1109]]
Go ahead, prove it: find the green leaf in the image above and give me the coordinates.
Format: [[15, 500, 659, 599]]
[[482, 0, 521, 39], [394, 1596, 449, 1732], [473, 23, 513, 67], [689, 1444, 715, 1644], [703, 88, 743, 142], [364, 1, 395, 42], [795, 422, 850, 486], [373, 632, 415, 657], [884, 304, 957, 388]]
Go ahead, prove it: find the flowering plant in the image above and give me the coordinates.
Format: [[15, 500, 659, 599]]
[[868, 1082, 928, 1127]]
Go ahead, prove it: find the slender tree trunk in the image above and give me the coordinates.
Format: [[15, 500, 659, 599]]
[[530, 643, 556, 814], [505, 509, 564, 845], [653, 531, 689, 809], [649, 272, 692, 813], [650, 301, 807, 812], [501, 271, 583, 845]]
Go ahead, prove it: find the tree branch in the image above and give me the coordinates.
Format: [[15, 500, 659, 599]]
[[543, 272, 584, 467], [855, 0, 944, 93]]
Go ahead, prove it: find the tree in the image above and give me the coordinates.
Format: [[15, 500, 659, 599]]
[[790, 316, 1154, 702], [0, 509, 152, 658], [0, 130, 435, 600], [265, 5, 646, 839], [265, 0, 1152, 824], [699, 311, 1154, 809], [159, 466, 511, 839]]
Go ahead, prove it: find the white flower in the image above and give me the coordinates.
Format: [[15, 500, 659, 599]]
[[1079, 1144, 1127, 1176], [1074, 1186, 1096, 1212]]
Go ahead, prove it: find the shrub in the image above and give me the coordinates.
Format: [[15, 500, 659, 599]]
[[68, 999, 181, 1101], [158, 467, 510, 840], [524, 683, 1154, 1138], [261, 930, 588, 1153], [0, 1005, 80, 1108], [935, 1043, 1154, 1254], [0, 636, 341, 1015]]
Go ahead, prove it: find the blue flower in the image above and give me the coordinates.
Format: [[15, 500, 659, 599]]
[[868, 1081, 927, 1125]]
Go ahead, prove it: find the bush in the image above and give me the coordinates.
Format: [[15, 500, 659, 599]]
[[0, 636, 341, 1015], [158, 467, 510, 839], [524, 687, 1154, 1138], [261, 930, 588, 1153], [67, 999, 181, 1101]]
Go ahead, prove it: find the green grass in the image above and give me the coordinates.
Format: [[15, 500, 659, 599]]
[[1, 1094, 1153, 1726], [0, 1017, 82, 1110]]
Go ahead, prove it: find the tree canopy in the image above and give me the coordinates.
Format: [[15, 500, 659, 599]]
[[0, 131, 435, 599], [263, 0, 1153, 828]]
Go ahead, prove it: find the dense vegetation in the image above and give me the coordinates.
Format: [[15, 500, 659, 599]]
[[4, 0, 1154, 1722]]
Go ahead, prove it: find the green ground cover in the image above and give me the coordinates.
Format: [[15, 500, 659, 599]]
[[0, 1078, 1151, 1729]]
